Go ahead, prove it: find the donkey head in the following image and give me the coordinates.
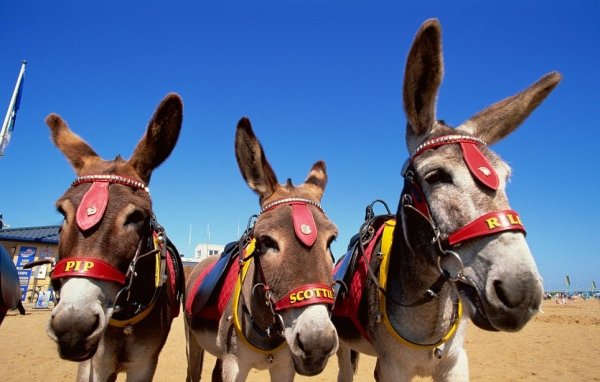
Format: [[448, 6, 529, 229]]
[[402, 19, 560, 331], [46, 94, 183, 361], [235, 117, 338, 375]]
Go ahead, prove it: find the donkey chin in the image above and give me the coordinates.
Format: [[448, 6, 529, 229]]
[[283, 305, 339, 376], [458, 257, 544, 332], [47, 278, 117, 361]]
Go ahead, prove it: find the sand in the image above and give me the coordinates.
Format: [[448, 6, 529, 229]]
[[1, 299, 599, 381]]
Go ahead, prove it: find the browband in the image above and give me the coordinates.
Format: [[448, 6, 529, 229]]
[[260, 197, 324, 214]]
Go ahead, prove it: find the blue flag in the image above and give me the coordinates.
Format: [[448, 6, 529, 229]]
[[0, 61, 26, 156]]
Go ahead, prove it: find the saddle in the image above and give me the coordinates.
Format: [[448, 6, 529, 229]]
[[165, 238, 185, 317], [186, 241, 241, 320], [1, 246, 21, 310], [333, 214, 395, 340]]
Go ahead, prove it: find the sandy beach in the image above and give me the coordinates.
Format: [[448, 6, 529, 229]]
[[1, 299, 599, 381]]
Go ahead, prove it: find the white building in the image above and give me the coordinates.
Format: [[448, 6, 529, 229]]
[[194, 243, 225, 261]]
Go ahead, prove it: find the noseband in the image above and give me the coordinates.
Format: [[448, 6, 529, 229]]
[[233, 198, 334, 354], [51, 175, 178, 328], [401, 135, 526, 280]]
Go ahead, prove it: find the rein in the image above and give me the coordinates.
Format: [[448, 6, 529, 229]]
[[232, 198, 335, 354], [51, 175, 177, 329]]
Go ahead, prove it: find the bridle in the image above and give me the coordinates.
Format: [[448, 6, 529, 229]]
[[51, 175, 177, 329], [233, 198, 335, 354], [363, 134, 527, 352], [400, 134, 526, 282]]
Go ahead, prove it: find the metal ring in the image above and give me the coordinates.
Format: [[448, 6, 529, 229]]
[[437, 250, 465, 282]]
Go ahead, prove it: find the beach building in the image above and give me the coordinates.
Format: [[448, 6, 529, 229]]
[[0, 225, 60, 302]]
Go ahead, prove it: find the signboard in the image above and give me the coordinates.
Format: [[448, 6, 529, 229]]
[[16, 246, 36, 301], [35, 290, 52, 309], [34, 265, 48, 279]]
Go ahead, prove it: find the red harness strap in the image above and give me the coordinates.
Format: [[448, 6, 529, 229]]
[[333, 221, 388, 340], [52, 257, 126, 285], [273, 283, 335, 311], [447, 209, 525, 246]]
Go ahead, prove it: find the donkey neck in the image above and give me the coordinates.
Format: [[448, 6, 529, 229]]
[[238, 260, 285, 348], [382, 216, 458, 345]]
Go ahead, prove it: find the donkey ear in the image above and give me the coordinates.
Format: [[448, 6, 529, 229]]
[[403, 18, 444, 153], [129, 93, 183, 183], [458, 72, 561, 145], [304, 160, 327, 200], [45, 113, 100, 174], [235, 117, 278, 202]]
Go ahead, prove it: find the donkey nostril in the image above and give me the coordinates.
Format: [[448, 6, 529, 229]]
[[493, 280, 519, 309], [296, 332, 307, 354]]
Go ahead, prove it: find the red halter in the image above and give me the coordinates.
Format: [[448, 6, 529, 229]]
[[257, 198, 335, 310], [52, 175, 150, 285], [404, 135, 525, 247]]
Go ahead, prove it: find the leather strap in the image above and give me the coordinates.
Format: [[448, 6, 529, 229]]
[[447, 209, 525, 246], [52, 257, 126, 285], [273, 283, 335, 311]]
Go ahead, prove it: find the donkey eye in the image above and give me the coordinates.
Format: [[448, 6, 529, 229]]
[[258, 236, 279, 253], [124, 209, 146, 227], [423, 169, 452, 185], [327, 236, 337, 251], [56, 206, 66, 219]]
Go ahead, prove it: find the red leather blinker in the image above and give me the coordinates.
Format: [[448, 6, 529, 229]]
[[76, 182, 109, 231]]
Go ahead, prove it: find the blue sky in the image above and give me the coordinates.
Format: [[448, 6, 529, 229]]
[[1, 1, 598, 293]]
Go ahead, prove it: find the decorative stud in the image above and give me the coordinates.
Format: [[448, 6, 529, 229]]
[[478, 166, 491, 176], [86, 206, 97, 216], [300, 224, 312, 235]]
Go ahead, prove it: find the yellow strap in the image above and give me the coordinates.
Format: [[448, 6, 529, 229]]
[[109, 299, 157, 328], [232, 239, 285, 354], [378, 219, 463, 350], [153, 235, 164, 288]]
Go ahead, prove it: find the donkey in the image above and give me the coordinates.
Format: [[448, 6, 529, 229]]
[[45, 94, 185, 381], [1, 245, 22, 325], [333, 19, 561, 381], [185, 117, 339, 381]]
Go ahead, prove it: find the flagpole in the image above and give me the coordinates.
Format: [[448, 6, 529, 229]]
[[0, 60, 27, 156]]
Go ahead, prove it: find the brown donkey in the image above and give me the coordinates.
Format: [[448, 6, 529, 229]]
[[45, 94, 185, 381], [333, 19, 561, 381], [185, 118, 339, 381]]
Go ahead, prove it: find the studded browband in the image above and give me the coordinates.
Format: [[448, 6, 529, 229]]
[[260, 197, 324, 214], [72, 175, 149, 194]]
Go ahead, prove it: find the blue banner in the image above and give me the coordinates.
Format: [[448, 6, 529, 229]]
[[16, 246, 36, 301]]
